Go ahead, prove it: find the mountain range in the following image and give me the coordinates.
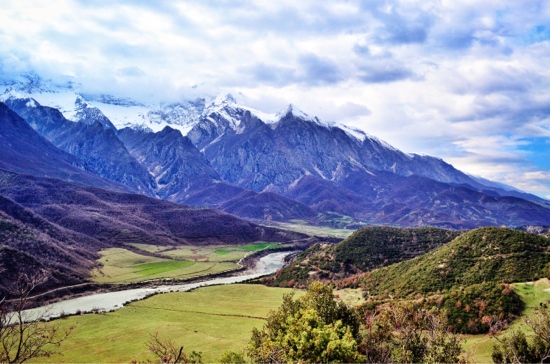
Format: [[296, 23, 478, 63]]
[[1, 72, 550, 230]]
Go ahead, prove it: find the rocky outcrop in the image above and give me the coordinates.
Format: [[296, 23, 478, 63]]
[[4, 98, 157, 196]]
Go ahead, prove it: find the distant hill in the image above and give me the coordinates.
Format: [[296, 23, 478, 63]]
[[0, 169, 309, 296], [0, 195, 102, 298], [0, 102, 128, 193], [4, 86, 550, 229], [262, 226, 461, 288], [4, 98, 157, 195], [0, 170, 306, 247], [518, 225, 550, 238]]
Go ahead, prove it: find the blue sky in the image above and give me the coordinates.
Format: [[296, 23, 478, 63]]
[[1, 0, 549, 198]]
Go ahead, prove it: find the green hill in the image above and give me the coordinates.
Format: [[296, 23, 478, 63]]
[[356, 227, 550, 333], [360, 227, 550, 297], [263, 226, 461, 287]]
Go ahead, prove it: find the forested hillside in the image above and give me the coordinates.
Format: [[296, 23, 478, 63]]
[[263, 226, 461, 287], [349, 227, 550, 333]]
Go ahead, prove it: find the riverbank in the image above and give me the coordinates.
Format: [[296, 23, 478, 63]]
[[21, 251, 296, 321], [22, 244, 297, 310]]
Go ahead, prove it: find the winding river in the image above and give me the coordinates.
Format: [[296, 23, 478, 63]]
[[23, 251, 292, 321]]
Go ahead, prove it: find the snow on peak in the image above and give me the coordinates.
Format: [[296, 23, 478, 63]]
[[2, 72, 52, 95], [210, 93, 237, 107], [202, 93, 281, 131], [25, 99, 38, 108], [74, 95, 90, 110], [363, 131, 402, 153], [340, 125, 367, 142], [276, 104, 309, 120], [339, 124, 404, 155], [275, 104, 332, 129]]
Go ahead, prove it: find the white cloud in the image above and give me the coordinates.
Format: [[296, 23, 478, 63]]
[[1, 0, 550, 197]]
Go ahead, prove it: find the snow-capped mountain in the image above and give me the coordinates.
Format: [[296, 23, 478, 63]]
[[2, 72, 549, 228], [1, 73, 365, 141], [1, 73, 204, 135]]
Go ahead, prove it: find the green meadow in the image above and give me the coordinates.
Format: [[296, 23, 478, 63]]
[[267, 220, 354, 239], [92, 243, 284, 284], [91, 248, 239, 284], [35, 285, 301, 363], [33, 278, 550, 363]]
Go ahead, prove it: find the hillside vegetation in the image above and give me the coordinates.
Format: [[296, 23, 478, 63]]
[[360, 227, 550, 297], [0, 198, 100, 298], [0, 169, 308, 296], [352, 227, 550, 334], [263, 226, 461, 288]]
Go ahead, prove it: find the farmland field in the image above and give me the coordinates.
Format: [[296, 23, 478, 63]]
[[91, 248, 239, 284], [34, 284, 302, 363], [266, 220, 353, 239], [92, 242, 285, 284], [128, 242, 281, 262]]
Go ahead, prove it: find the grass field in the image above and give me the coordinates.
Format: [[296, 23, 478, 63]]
[[33, 279, 547, 363], [92, 242, 285, 284], [128, 242, 280, 263], [266, 220, 354, 239], [35, 285, 301, 363], [462, 278, 550, 363], [91, 248, 239, 284]]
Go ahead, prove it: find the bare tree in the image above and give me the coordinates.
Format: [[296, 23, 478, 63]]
[[147, 332, 202, 364], [0, 269, 74, 363]]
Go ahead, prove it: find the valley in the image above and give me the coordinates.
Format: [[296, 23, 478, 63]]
[[23, 260, 550, 363], [3, 1, 550, 362], [6, 224, 548, 363], [1, 74, 550, 363], [33, 284, 303, 363], [91, 242, 283, 284]]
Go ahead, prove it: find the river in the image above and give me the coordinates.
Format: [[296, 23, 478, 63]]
[[23, 251, 292, 321]]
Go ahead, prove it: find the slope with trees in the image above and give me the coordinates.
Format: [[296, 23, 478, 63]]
[[263, 226, 461, 288], [231, 282, 464, 363], [346, 227, 550, 334]]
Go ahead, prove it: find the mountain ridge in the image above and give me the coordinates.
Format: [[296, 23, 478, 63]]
[[2, 73, 549, 229]]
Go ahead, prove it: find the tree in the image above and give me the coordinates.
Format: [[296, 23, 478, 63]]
[[492, 304, 550, 364], [146, 332, 202, 364], [358, 303, 463, 363], [0, 269, 73, 363], [218, 350, 246, 364], [246, 281, 362, 363]]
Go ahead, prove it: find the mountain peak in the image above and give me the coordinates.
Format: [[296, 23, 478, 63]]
[[211, 93, 237, 107], [277, 104, 308, 120], [275, 103, 332, 129]]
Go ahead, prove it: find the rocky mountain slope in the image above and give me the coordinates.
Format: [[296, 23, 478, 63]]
[[0, 102, 129, 192], [4, 98, 157, 195], [2, 73, 549, 229], [0, 170, 304, 247]]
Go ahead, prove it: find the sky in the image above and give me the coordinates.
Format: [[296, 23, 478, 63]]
[[1, 0, 550, 198]]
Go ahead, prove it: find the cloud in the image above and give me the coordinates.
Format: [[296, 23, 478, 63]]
[[297, 54, 343, 85], [1, 0, 550, 197], [239, 63, 297, 87], [358, 63, 415, 83], [115, 66, 146, 77]]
